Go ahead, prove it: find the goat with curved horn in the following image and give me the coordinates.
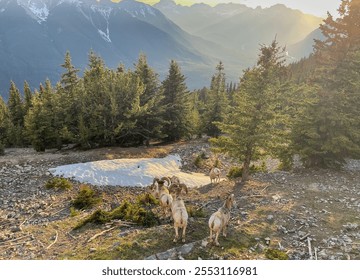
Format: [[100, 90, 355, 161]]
[[208, 193, 236, 246]]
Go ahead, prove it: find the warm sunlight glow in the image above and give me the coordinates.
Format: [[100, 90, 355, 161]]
[[112, 0, 340, 17]]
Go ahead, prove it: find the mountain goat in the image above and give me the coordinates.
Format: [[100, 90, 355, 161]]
[[148, 177, 173, 217], [169, 183, 189, 243], [208, 193, 236, 246], [210, 167, 221, 184]]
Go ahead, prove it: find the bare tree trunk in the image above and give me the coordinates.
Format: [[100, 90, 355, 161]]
[[242, 145, 252, 182]]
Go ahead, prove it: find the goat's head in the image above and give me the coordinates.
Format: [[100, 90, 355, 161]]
[[171, 175, 180, 185], [169, 183, 188, 197], [160, 176, 171, 187], [224, 193, 236, 209]]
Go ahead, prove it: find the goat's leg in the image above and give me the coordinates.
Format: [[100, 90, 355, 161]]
[[214, 231, 220, 246], [223, 224, 227, 237], [209, 228, 213, 242], [181, 224, 187, 243], [173, 226, 179, 242]]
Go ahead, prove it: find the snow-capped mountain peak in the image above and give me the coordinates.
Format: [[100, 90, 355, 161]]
[[118, 0, 157, 18], [17, 0, 51, 23], [16, 0, 84, 23]]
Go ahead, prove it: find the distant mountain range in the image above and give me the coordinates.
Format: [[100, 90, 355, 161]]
[[0, 0, 324, 100], [156, 1, 324, 60]]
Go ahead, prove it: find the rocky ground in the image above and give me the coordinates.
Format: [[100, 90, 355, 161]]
[[0, 139, 359, 260]]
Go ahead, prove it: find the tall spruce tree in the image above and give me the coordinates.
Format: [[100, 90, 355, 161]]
[[161, 60, 192, 141], [59, 51, 81, 143], [0, 96, 10, 154], [82, 51, 111, 145], [25, 80, 61, 151], [7, 81, 24, 146], [23, 81, 33, 114], [211, 40, 288, 181], [292, 0, 360, 167], [203, 61, 229, 137], [133, 54, 165, 144]]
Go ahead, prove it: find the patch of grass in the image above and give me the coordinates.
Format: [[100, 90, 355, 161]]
[[72, 185, 102, 210], [227, 166, 243, 178], [136, 193, 159, 206], [45, 177, 73, 190], [69, 207, 79, 217], [186, 205, 206, 218], [227, 164, 267, 179], [194, 155, 204, 168], [91, 227, 176, 260], [265, 249, 289, 260]]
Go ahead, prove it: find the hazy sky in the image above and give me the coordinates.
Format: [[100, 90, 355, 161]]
[[133, 0, 341, 18]]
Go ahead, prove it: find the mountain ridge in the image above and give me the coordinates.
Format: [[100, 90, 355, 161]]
[[0, 0, 324, 99]]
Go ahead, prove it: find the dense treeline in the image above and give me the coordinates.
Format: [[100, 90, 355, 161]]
[[0, 50, 234, 152], [1, 0, 359, 179]]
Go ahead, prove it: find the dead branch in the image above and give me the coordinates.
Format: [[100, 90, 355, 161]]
[[46, 230, 59, 250], [260, 185, 270, 193], [51, 208, 67, 216], [87, 227, 116, 243], [307, 237, 313, 260], [0, 234, 32, 245], [19, 212, 36, 230], [300, 233, 310, 241], [66, 231, 77, 240], [0, 240, 32, 249], [314, 247, 318, 260]]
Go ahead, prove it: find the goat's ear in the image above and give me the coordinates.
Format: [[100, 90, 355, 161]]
[[153, 177, 159, 184]]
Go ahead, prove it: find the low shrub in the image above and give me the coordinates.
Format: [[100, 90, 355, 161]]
[[227, 163, 267, 179], [72, 185, 101, 210], [136, 193, 158, 206], [265, 249, 289, 260], [186, 205, 206, 218], [69, 207, 79, 217], [73, 195, 160, 230], [194, 155, 203, 168], [227, 166, 243, 178], [45, 177, 73, 190]]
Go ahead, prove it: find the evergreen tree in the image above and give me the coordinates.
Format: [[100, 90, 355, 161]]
[[292, 0, 360, 167], [25, 80, 61, 151], [60, 51, 80, 93], [23, 81, 33, 114], [161, 60, 192, 141], [107, 68, 146, 145], [133, 53, 165, 144], [82, 51, 111, 145], [59, 51, 81, 143], [7, 81, 24, 146], [0, 96, 10, 153], [203, 61, 229, 137], [211, 40, 288, 181], [22, 81, 34, 145]]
